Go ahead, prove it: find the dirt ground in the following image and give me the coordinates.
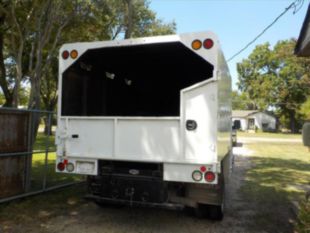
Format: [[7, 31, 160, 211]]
[[0, 144, 296, 233]]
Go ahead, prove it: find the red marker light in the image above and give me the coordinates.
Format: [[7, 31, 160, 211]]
[[200, 166, 206, 173], [62, 50, 69, 59], [203, 39, 214, 49]]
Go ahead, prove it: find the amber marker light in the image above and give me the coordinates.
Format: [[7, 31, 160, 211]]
[[191, 39, 202, 50], [70, 49, 78, 59]]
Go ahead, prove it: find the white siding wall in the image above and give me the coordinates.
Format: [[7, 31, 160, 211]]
[[232, 112, 276, 131], [252, 112, 276, 130]]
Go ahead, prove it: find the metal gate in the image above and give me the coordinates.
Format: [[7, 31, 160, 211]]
[[0, 107, 84, 203]]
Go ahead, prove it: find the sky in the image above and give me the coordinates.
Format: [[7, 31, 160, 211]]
[[150, 0, 309, 90]]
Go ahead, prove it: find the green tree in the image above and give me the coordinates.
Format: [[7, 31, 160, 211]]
[[0, 91, 4, 105], [0, 0, 175, 115], [299, 96, 310, 120], [232, 91, 257, 110], [237, 39, 310, 133]]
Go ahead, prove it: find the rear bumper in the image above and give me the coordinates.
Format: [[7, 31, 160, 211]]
[[56, 156, 219, 184], [87, 174, 225, 208]]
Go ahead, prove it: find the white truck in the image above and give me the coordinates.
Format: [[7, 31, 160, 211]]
[[55, 31, 232, 220]]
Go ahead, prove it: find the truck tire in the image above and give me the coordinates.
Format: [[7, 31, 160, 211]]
[[194, 204, 208, 218], [207, 204, 223, 220]]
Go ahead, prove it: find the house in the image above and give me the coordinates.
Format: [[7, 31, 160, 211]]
[[295, 3, 310, 56], [232, 110, 276, 132]]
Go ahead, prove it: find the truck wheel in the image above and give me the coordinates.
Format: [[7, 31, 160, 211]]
[[194, 204, 208, 218], [207, 204, 223, 220]]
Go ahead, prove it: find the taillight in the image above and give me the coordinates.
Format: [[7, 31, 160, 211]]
[[62, 50, 69, 59], [203, 38, 214, 49], [57, 162, 65, 171], [192, 170, 203, 181], [205, 171, 215, 182], [191, 39, 202, 50]]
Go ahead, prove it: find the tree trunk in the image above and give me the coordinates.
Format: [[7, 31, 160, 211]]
[[11, 76, 20, 107], [0, 13, 13, 106], [289, 110, 297, 133], [43, 102, 56, 135], [28, 76, 41, 139], [11, 44, 23, 108], [124, 0, 133, 39], [43, 116, 53, 135]]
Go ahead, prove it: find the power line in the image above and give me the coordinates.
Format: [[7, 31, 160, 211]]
[[227, 0, 305, 63]]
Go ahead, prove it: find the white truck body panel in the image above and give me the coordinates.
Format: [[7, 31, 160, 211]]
[[182, 80, 217, 163], [58, 117, 182, 162]]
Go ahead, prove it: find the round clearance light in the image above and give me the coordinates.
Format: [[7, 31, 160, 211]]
[[57, 162, 65, 171], [192, 39, 202, 50], [192, 170, 203, 182], [70, 49, 78, 59], [205, 171, 215, 182], [203, 38, 214, 49], [66, 162, 75, 172], [62, 50, 69, 59], [200, 166, 207, 173]]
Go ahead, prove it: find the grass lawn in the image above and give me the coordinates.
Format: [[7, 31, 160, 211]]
[[240, 141, 310, 232], [243, 142, 309, 200], [33, 131, 56, 152], [237, 131, 301, 139]]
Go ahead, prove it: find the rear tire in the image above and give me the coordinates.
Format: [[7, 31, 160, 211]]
[[194, 204, 208, 218], [207, 204, 223, 220]]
